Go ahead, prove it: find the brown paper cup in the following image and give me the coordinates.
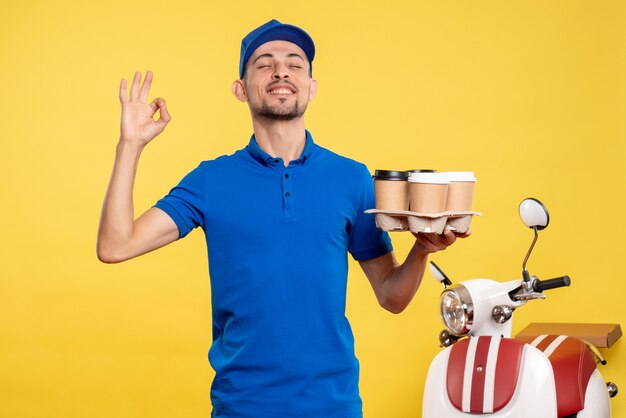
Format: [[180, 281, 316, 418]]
[[408, 173, 450, 213], [372, 170, 410, 211], [443, 172, 476, 211], [374, 180, 409, 211]]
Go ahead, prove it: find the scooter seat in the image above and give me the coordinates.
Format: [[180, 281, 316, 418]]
[[516, 334, 597, 417]]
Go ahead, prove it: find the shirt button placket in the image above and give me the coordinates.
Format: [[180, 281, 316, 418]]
[[282, 169, 295, 220]]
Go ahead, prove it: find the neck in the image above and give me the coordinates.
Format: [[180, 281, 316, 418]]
[[251, 116, 307, 167]]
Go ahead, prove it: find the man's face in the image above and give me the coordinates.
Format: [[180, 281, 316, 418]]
[[232, 40, 317, 121]]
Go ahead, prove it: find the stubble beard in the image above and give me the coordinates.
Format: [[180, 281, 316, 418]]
[[251, 98, 307, 121]]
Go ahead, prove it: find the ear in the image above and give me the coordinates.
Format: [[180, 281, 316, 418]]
[[231, 79, 248, 102], [308, 78, 318, 101]]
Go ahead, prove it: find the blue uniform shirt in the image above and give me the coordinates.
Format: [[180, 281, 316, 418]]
[[153, 130, 393, 418]]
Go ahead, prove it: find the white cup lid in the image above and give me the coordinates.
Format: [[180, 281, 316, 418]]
[[443, 171, 476, 182], [408, 172, 450, 184]]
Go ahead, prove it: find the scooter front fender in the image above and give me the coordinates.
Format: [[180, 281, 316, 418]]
[[423, 343, 558, 418]]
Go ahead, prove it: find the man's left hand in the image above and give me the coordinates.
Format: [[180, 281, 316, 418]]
[[411, 228, 471, 255]]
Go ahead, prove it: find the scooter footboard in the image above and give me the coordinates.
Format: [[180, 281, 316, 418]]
[[423, 340, 558, 418]]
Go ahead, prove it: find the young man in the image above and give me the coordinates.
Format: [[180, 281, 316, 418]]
[[97, 19, 469, 418]]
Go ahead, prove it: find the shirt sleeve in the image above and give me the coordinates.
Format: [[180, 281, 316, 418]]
[[152, 162, 206, 240], [348, 164, 393, 261]]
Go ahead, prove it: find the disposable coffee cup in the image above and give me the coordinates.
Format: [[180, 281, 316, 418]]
[[407, 172, 450, 213], [372, 170, 410, 211], [442, 172, 476, 211]]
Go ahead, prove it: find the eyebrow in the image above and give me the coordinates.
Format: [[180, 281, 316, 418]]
[[253, 53, 305, 64]]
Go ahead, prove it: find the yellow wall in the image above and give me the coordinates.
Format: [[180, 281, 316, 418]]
[[1, 1, 624, 416]]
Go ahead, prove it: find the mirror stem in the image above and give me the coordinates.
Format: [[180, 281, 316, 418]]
[[522, 226, 539, 282]]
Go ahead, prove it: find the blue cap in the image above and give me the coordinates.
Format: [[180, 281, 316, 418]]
[[239, 19, 315, 79]]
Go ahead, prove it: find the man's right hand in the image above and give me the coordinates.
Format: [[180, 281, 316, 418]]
[[97, 70, 178, 264], [119, 70, 171, 147]]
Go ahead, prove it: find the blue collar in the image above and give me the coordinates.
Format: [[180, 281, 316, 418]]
[[246, 130, 315, 167]]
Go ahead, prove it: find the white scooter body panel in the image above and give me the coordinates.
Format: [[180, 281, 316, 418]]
[[577, 369, 611, 418], [423, 342, 558, 418]]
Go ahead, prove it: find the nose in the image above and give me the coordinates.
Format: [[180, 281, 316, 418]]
[[272, 63, 290, 79]]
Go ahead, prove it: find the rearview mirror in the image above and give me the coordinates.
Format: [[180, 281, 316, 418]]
[[519, 198, 550, 230]]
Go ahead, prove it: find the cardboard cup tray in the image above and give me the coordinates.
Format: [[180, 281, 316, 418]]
[[364, 209, 482, 234]]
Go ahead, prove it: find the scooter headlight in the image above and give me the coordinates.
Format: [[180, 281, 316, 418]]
[[440, 285, 473, 336]]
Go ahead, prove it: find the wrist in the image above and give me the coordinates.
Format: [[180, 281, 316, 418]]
[[117, 138, 145, 153], [412, 241, 431, 258]]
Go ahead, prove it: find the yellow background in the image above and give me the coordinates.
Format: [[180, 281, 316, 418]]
[[1, 1, 624, 417]]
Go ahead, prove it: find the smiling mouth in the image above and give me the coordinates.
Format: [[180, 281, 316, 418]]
[[268, 88, 295, 95], [266, 82, 297, 95]]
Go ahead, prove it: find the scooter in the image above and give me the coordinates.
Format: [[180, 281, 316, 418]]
[[422, 198, 618, 417]]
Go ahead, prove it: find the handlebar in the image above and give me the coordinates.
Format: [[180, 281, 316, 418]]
[[533, 275, 571, 292]]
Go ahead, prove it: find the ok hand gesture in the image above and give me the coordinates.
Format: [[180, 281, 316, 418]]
[[119, 70, 171, 147]]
